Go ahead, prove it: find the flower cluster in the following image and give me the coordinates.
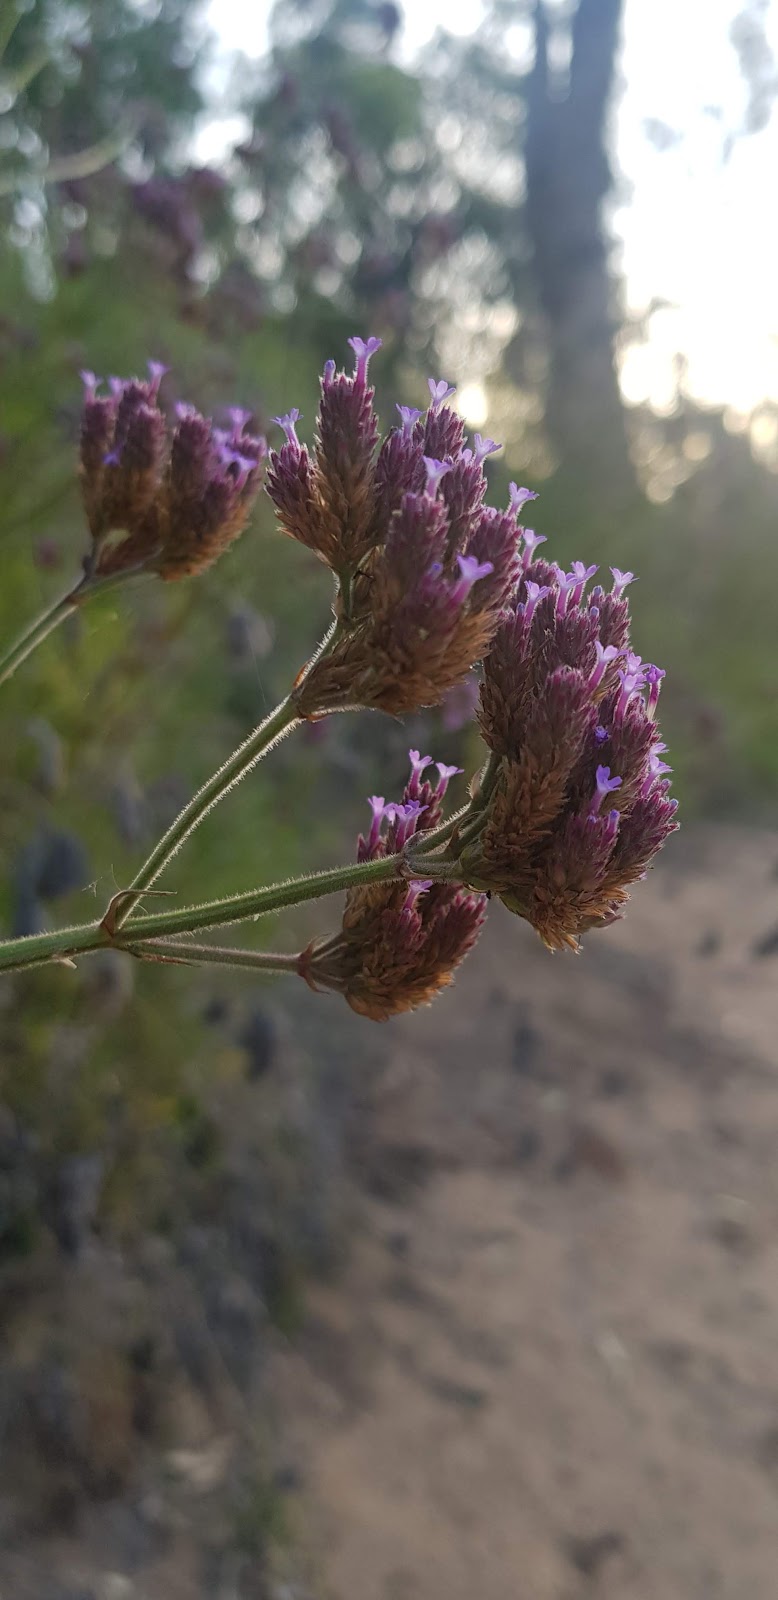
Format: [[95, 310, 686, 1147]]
[[460, 549, 678, 948], [302, 751, 487, 1020], [79, 365, 266, 581], [266, 339, 520, 716]]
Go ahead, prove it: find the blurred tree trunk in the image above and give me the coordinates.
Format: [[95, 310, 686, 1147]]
[[525, 0, 635, 502]]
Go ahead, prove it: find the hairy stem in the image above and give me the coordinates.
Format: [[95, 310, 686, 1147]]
[[111, 696, 302, 929], [0, 590, 79, 686], [125, 939, 304, 975], [112, 620, 343, 931], [0, 565, 150, 687], [0, 851, 408, 975]]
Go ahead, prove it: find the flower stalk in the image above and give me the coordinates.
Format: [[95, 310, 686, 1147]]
[[0, 851, 410, 975]]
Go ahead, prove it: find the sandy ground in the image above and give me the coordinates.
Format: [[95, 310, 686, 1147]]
[[275, 825, 778, 1600]]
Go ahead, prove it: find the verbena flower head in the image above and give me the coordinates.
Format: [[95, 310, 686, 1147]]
[[79, 365, 266, 580], [266, 338, 521, 716], [306, 752, 486, 1019], [462, 526, 678, 949]]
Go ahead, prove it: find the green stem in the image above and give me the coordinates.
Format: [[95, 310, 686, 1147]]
[[112, 696, 301, 929], [122, 851, 405, 940], [113, 620, 343, 931], [0, 566, 150, 687], [0, 852, 406, 975], [406, 802, 470, 857], [0, 590, 79, 686], [400, 856, 463, 881], [125, 939, 304, 976]]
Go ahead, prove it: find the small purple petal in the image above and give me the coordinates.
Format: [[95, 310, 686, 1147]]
[[348, 335, 382, 385], [610, 567, 636, 598], [434, 761, 463, 799], [569, 560, 599, 606], [603, 808, 621, 845], [175, 401, 197, 421], [591, 764, 623, 814], [407, 749, 433, 799], [397, 404, 422, 437], [587, 639, 620, 692], [222, 450, 257, 488], [428, 377, 456, 409], [423, 456, 453, 496], [521, 528, 547, 567], [450, 552, 494, 606], [615, 668, 642, 720], [272, 408, 301, 447], [594, 725, 609, 745], [79, 369, 100, 399], [509, 483, 539, 514], [392, 800, 428, 849], [227, 406, 252, 438], [555, 569, 579, 617], [323, 359, 336, 386], [644, 663, 666, 717], [640, 751, 673, 798], [366, 794, 388, 855], [147, 360, 169, 395], [522, 579, 550, 625], [472, 433, 501, 464]]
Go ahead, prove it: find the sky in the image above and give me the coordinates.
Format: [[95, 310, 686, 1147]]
[[202, 0, 778, 422]]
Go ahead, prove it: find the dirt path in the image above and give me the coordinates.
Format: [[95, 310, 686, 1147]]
[[276, 827, 778, 1600]]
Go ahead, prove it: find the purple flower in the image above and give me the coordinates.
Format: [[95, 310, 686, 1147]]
[[103, 447, 122, 467], [603, 808, 621, 845], [428, 378, 456, 409], [402, 879, 433, 915], [594, 724, 609, 744], [407, 749, 434, 798], [615, 668, 643, 720], [227, 406, 253, 438], [592, 765, 623, 814], [521, 528, 547, 566], [147, 360, 169, 396], [639, 751, 673, 798], [423, 456, 453, 496], [472, 433, 501, 464], [356, 795, 391, 861], [348, 335, 382, 385], [323, 359, 336, 385], [610, 567, 636, 598], [396, 404, 422, 436], [272, 409, 301, 447], [569, 561, 598, 606], [435, 761, 463, 798], [79, 370, 100, 400], [450, 553, 494, 605], [644, 663, 665, 717], [555, 569, 579, 618], [221, 450, 257, 489], [522, 579, 550, 625], [588, 639, 620, 692], [509, 483, 539, 514], [391, 800, 428, 849], [175, 401, 196, 421]]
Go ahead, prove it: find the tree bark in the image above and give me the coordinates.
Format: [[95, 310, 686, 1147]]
[[525, 0, 635, 502]]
